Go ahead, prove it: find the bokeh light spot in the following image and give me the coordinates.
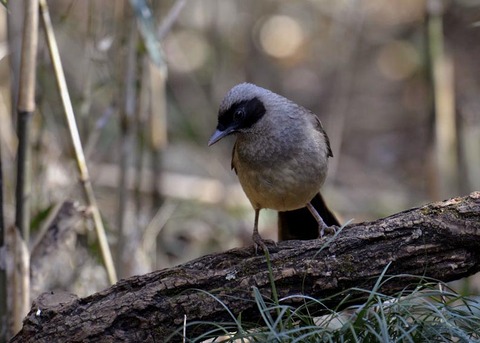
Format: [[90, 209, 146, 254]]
[[165, 30, 210, 73], [377, 40, 419, 81], [259, 15, 305, 59]]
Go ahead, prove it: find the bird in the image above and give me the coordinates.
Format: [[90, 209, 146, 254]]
[[208, 82, 338, 249]]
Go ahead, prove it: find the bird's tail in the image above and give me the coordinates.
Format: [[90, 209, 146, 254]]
[[278, 192, 339, 240]]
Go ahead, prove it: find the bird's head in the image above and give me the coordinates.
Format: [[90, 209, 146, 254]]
[[208, 83, 267, 146]]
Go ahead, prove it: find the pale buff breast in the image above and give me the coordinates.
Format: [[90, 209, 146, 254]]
[[233, 134, 328, 211]]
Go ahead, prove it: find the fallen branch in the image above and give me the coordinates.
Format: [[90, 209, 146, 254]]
[[12, 192, 480, 342]]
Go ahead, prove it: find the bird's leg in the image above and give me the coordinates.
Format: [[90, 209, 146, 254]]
[[252, 208, 266, 253], [252, 208, 269, 254], [306, 202, 337, 238]]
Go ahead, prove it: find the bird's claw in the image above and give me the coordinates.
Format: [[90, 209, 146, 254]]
[[252, 231, 276, 254], [319, 225, 337, 238]]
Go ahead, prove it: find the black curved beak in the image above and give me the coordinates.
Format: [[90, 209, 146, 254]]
[[208, 128, 235, 146]]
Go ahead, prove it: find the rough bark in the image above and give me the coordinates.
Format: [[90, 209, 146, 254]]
[[11, 192, 480, 342]]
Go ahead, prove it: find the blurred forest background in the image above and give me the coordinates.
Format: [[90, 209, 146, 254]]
[[0, 0, 479, 319]]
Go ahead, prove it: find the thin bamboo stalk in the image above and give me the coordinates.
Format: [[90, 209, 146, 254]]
[[0, 142, 3, 238], [0, 135, 6, 342], [78, 0, 95, 139], [16, 0, 39, 241], [117, 18, 139, 278], [134, 57, 149, 218], [14, 113, 31, 240], [149, 61, 167, 209], [427, 0, 459, 198], [38, 0, 117, 284], [11, 0, 38, 336], [5, 225, 29, 338]]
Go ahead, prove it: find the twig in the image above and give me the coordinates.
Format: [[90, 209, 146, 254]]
[[157, 0, 188, 40], [142, 200, 178, 268], [38, 0, 117, 285]]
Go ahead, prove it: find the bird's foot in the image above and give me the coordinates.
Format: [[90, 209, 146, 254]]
[[318, 225, 338, 238], [252, 231, 275, 254]]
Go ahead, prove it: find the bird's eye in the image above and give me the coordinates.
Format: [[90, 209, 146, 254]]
[[233, 109, 245, 121]]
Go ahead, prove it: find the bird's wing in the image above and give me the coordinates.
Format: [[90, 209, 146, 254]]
[[310, 112, 334, 158], [231, 141, 238, 174]]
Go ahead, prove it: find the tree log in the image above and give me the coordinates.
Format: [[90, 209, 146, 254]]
[[11, 192, 480, 342]]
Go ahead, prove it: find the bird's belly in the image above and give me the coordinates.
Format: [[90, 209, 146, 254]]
[[236, 161, 326, 211]]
